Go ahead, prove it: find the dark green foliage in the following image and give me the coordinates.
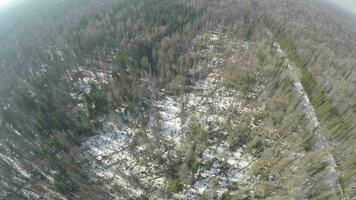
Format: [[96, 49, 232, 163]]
[[75, 126, 95, 137], [309, 161, 328, 177], [50, 108, 72, 130], [79, 17, 89, 28], [4, 192, 27, 200], [0, 0, 355, 198], [54, 168, 79, 199], [264, 18, 352, 138], [36, 106, 73, 133], [244, 24, 255, 40], [45, 138, 64, 161], [352, 103, 356, 113], [303, 136, 316, 152], [203, 159, 215, 170], [188, 159, 200, 174], [85, 84, 109, 117], [167, 178, 184, 193], [230, 131, 250, 150], [251, 0, 259, 9], [41, 137, 81, 199], [74, 0, 202, 79], [1, 109, 20, 129], [17, 93, 38, 112], [221, 192, 233, 200], [249, 137, 266, 157]]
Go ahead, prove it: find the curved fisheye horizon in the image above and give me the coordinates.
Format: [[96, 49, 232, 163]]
[[326, 0, 356, 16], [0, 0, 355, 199]]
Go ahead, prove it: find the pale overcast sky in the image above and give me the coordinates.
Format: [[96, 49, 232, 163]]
[[1, 0, 356, 16], [326, 0, 356, 15]]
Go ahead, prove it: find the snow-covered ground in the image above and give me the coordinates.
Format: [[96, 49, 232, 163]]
[[80, 125, 165, 198], [152, 63, 254, 198], [78, 33, 257, 199]]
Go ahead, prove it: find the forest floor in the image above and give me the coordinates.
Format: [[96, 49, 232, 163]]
[[77, 32, 263, 199]]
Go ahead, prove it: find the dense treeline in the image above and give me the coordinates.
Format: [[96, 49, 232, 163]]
[[256, 0, 356, 197], [0, 0, 210, 198], [0, 0, 355, 199]]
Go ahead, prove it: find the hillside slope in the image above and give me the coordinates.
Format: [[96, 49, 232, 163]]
[[0, 0, 355, 199]]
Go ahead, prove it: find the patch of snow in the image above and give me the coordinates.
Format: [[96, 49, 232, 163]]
[[0, 153, 31, 178], [79, 32, 256, 199]]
